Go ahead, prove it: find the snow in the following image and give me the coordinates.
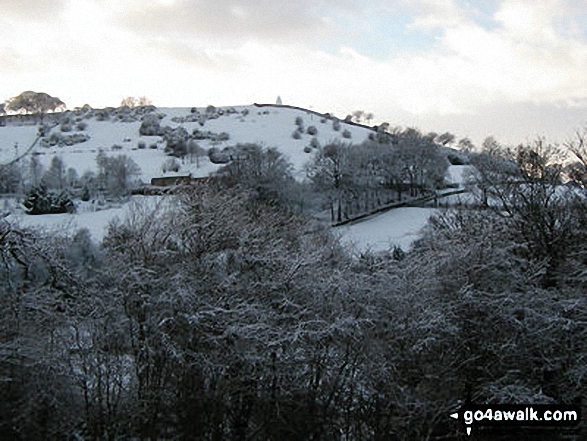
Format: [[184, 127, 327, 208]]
[[0, 106, 441, 250], [6, 199, 138, 242], [0, 105, 374, 182], [445, 165, 474, 187], [0, 125, 39, 163], [339, 207, 437, 252]]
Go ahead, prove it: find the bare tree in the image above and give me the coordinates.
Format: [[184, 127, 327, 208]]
[[120, 96, 153, 107]]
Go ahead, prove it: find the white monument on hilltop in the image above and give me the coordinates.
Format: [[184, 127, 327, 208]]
[[276, 96, 283, 105]]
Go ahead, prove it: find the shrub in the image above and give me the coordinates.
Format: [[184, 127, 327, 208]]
[[149, 143, 158, 149], [307, 126, 317, 136], [342, 129, 352, 139], [241, 109, 249, 116], [80, 185, 90, 202], [42, 132, 62, 147], [60, 123, 72, 132], [94, 109, 110, 121], [292, 131, 302, 140], [138, 140, 146, 149], [163, 126, 188, 158], [23, 185, 75, 215], [76, 121, 87, 131], [111, 144, 123, 150], [206, 104, 216, 114], [304, 146, 312, 153], [295, 116, 304, 126], [208, 147, 231, 164], [332, 119, 341, 131], [139, 113, 163, 136], [310, 137, 320, 149]]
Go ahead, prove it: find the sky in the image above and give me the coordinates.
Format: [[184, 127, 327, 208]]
[[2, 0, 587, 146]]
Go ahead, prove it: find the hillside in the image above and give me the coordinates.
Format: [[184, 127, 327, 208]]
[[1, 104, 468, 250], [0, 104, 374, 182]]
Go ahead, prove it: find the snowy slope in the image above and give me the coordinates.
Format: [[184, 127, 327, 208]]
[[339, 207, 437, 252], [0, 105, 374, 182], [1, 105, 461, 250]]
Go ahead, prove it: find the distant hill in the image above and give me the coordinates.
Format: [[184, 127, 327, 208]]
[[0, 104, 375, 183]]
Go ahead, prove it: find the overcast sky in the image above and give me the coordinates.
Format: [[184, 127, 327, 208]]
[[2, 0, 587, 146]]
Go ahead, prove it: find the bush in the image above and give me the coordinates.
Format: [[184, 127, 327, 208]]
[[342, 129, 352, 139], [60, 123, 72, 132], [139, 113, 163, 136], [163, 126, 188, 157], [94, 109, 110, 121], [304, 146, 312, 153], [149, 143, 158, 149], [332, 119, 341, 131], [43, 132, 62, 147], [310, 137, 320, 149], [76, 121, 87, 131], [292, 131, 302, 140], [80, 185, 91, 202], [23, 185, 75, 215], [138, 140, 146, 149], [208, 147, 231, 164], [111, 144, 123, 150], [306, 126, 317, 135], [295, 116, 304, 126]]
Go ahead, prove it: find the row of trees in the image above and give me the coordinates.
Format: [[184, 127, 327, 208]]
[[307, 129, 448, 223], [1, 92, 155, 117], [0, 152, 141, 215]]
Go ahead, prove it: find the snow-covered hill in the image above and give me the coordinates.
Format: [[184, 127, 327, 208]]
[[0, 104, 374, 182], [1, 104, 473, 251]]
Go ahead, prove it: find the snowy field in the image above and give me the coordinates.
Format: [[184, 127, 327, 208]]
[[6, 196, 438, 252], [5, 196, 169, 243], [339, 207, 437, 252]]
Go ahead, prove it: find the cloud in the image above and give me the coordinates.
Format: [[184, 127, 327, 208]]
[[0, 0, 69, 21], [2, 0, 587, 146], [97, 0, 360, 45], [404, 0, 470, 30]]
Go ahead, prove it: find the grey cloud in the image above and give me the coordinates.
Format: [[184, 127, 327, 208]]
[[146, 39, 241, 70], [104, 0, 360, 44]]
